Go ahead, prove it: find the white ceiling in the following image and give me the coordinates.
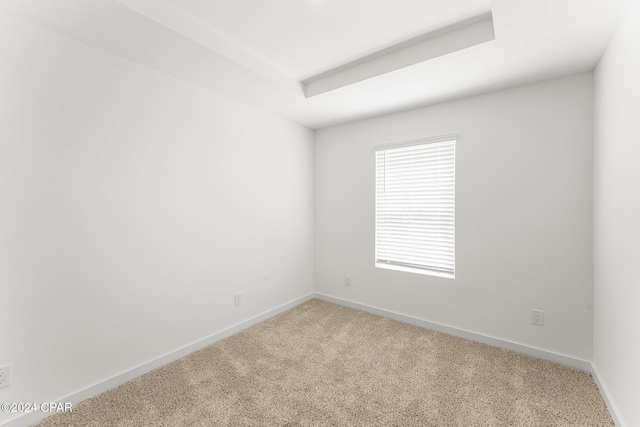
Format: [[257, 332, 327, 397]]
[[165, 0, 492, 81], [0, 0, 634, 129]]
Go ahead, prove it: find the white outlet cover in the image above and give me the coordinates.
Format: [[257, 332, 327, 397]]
[[531, 309, 544, 326], [0, 364, 11, 389]]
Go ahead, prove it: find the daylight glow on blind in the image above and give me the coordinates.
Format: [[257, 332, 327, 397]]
[[375, 139, 455, 278]]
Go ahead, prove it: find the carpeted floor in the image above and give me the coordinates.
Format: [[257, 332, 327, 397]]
[[36, 299, 613, 426]]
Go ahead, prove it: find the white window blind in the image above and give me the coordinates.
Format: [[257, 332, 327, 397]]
[[375, 137, 456, 278]]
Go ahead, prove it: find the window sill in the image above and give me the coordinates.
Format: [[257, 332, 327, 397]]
[[375, 262, 455, 279]]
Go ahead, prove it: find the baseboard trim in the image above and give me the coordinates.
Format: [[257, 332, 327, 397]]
[[591, 363, 624, 427], [1, 293, 315, 427], [314, 293, 592, 372]]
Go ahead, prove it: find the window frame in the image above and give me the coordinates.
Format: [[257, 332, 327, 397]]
[[374, 134, 457, 279]]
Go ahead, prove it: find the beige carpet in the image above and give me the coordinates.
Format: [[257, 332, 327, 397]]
[[36, 299, 613, 426]]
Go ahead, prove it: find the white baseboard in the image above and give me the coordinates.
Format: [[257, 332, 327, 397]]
[[591, 363, 624, 427], [314, 293, 592, 372], [1, 293, 315, 427]]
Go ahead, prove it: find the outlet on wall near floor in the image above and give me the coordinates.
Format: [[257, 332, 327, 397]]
[[344, 275, 351, 286], [0, 364, 11, 389], [531, 309, 544, 326], [235, 292, 243, 307]]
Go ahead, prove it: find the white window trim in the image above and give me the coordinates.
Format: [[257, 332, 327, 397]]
[[373, 134, 458, 152]]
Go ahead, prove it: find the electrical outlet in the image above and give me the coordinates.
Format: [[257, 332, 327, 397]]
[[344, 275, 351, 286], [531, 309, 544, 326], [234, 292, 243, 307], [0, 364, 11, 389]]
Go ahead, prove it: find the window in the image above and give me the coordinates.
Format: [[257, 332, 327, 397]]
[[375, 136, 456, 278]]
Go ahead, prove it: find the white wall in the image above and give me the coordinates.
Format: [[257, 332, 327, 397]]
[[593, 0, 640, 425], [0, 13, 313, 425], [315, 73, 594, 361]]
